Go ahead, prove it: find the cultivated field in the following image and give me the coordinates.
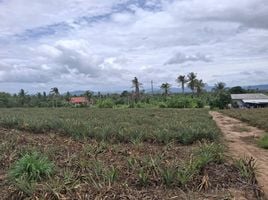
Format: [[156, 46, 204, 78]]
[[221, 108, 268, 131], [0, 108, 220, 144], [0, 108, 262, 199]]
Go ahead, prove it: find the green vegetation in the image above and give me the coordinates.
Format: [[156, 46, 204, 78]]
[[9, 151, 54, 182], [0, 108, 220, 144], [221, 108, 268, 131], [258, 135, 268, 149]]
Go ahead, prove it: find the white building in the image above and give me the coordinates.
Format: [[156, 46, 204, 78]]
[[231, 93, 268, 108]]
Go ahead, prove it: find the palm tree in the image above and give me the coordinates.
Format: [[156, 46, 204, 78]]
[[187, 72, 197, 94], [213, 82, 226, 92], [84, 90, 93, 101], [50, 87, 59, 107], [160, 82, 171, 97], [195, 79, 205, 96], [176, 75, 188, 94], [18, 89, 26, 106], [132, 77, 142, 101]]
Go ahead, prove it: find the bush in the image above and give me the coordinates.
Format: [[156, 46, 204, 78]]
[[97, 99, 115, 108], [9, 151, 54, 182], [166, 97, 195, 108], [210, 92, 231, 109], [158, 102, 167, 108], [258, 135, 268, 149]]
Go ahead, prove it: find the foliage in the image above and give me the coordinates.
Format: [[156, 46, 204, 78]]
[[209, 91, 231, 109], [235, 157, 257, 181], [257, 134, 268, 149], [221, 108, 268, 131], [97, 99, 115, 108], [9, 151, 54, 182], [0, 108, 220, 144]]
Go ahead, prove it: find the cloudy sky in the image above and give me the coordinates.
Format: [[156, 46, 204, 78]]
[[0, 0, 268, 93]]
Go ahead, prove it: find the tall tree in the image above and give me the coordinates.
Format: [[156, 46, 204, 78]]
[[176, 75, 188, 94], [84, 90, 93, 101], [50, 87, 59, 107], [213, 82, 226, 92], [160, 83, 171, 97], [187, 72, 197, 94], [195, 79, 205, 96], [18, 89, 26, 106], [132, 77, 142, 101], [65, 91, 71, 101]]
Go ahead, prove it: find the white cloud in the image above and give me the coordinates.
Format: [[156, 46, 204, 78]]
[[0, 0, 268, 93]]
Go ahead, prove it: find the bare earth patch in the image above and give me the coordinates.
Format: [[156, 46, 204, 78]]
[[0, 128, 259, 199], [210, 111, 268, 198]]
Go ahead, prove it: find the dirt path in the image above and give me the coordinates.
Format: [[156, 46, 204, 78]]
[[210, 111, 268, 198]]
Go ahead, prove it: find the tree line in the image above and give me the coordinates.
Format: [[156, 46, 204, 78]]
[[0, 72, 264, 108]]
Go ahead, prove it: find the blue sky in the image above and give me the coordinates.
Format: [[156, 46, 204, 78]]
[[0, 0, 268, 93]]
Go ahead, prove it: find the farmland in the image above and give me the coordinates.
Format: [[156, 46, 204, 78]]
[[221, 108, 268, 131], [0, 108, 262, 199], [0, 108, 220, 144]]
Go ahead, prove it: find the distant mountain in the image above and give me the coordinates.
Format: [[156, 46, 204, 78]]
[[64, 84, 268, 95], [245, 84, 268, 91]]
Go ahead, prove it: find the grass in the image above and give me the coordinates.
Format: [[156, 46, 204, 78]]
[[257, 134, 268, 149], [0, 108, 220, 144], [221, 108, 268, 131], [8, 151, 54, 182]]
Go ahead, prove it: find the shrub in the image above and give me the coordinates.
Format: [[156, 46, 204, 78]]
[[97, 99, 115, 108], [257, 135, 268, 149], [160, 166, 176, 186], [9, 151, 54, 182], [158, 102, 167, 108], [193, 142, 224, 169], [138, 168, 149, 186], [235, 157, 257, 181]]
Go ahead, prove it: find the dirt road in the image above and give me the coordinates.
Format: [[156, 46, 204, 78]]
[[210, 111, 268, 198]]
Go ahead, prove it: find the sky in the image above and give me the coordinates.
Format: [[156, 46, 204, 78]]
[[0, 0, 268, 94]]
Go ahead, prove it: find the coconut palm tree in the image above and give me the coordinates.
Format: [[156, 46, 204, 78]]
[[176, 75, 188, 94], [213, 82, 226, 92], [187, 72, 197, 94], [195, 79, 205, 96], [50, 87, 59, 107], [132, 77, 142, 100], [160, 82, 171, 97]]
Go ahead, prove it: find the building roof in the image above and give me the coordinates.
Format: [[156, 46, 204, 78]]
[[243, 99, 268, 104], [231, 93, 268, 100], [69, 97, 89, 104]]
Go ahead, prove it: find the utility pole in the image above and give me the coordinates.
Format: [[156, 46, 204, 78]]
[[151, 80, 154, 95]]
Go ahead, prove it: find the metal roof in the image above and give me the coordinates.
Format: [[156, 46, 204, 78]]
[[231, 93, 268, 100], [243, 99, 268, 104]]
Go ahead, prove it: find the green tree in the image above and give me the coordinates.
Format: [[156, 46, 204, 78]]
[[160, 83, 171, 97], [18, 89, 26, 106], [176, 75, 188, 94], [65, 91, 71, 101], [84, 90, 93, 101], [195, 79, 205, 96], [187, 72, 197, 94], [213, 82, 226, 93], [50, 87, 59, 107], [229, 86, 246, 94]]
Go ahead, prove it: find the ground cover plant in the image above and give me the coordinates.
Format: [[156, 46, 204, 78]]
[[258, 135, 268, 149], [221, 108, 268, 131], [0, 108, 263, 199], [0, 108, 220, 144], [0, 128, 261, 199]]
